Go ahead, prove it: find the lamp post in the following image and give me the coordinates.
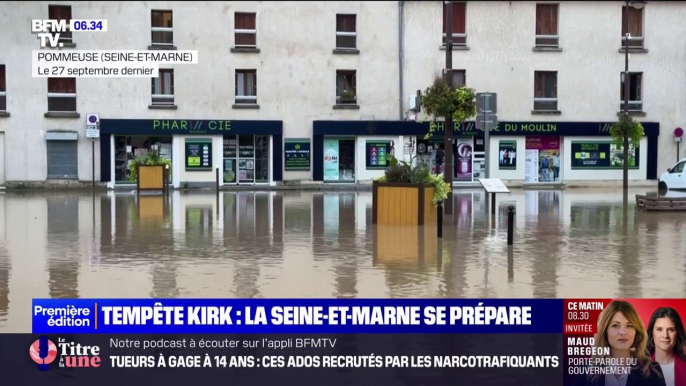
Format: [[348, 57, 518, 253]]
[[622, 0, 645, 193], [444, 1, 454, 214]]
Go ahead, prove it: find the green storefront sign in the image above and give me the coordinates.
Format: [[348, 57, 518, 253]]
[[185, 139, 212, 170], [284, 139, 311, 171]]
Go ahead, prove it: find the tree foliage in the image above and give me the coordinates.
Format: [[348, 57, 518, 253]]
[[376, 155, 450, 205], [610, 114, 644, 149], [420, 73, 477, 139]]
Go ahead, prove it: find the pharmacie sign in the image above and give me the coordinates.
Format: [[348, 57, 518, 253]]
[[153, 120, 233, 134]]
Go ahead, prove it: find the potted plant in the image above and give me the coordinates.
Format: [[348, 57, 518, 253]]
[[372, 156, 450, 226], [339, 89, 356, 104], [128, 148, 172, 191]]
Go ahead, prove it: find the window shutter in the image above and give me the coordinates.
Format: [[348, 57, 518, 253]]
[[536, 4, 557, 35], [252, 71, 257, 96], [0, 65, 5, 92]]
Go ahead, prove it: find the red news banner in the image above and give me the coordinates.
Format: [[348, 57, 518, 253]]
[[563, 299, 686, 386]]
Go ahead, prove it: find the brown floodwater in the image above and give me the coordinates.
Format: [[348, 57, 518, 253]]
[[0, 188, 684, 332]]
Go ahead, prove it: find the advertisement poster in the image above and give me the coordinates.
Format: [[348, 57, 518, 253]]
[[526, 136, 560, 182], [366, 141, 390, 169], [284, 139, 311, 171], [498, 140, 517, 170], [525, 149, 539, 183], [185, 139, 212, 170], [223, 159, 236, 183], [455, 137, 473, 181], [323, 139, 340, 180], [570, 141, 639, 169]]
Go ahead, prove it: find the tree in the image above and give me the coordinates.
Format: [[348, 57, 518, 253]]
[[419, 73, 477, 139], [610, 114, 644, 191]]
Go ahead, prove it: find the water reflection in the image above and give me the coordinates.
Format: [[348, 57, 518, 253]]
[[0, 188, 685, 331]]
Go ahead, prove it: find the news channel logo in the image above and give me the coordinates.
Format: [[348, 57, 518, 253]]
[[29, 336, 57, 371]]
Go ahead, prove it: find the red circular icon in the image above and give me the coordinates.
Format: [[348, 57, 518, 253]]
[[675, 127, 684, 138], [29, 339, 58, 364]]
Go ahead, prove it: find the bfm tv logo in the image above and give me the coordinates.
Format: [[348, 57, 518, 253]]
[[29, 336, 101, 371]]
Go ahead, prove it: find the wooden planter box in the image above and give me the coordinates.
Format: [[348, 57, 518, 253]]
[[372, 181, 437, 226], [137, 165, 166, 191]]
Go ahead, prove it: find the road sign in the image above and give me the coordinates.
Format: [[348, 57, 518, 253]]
[[86, 125, 100, 139], [476, 114, 497, 131], [476, 92, 497, 114]]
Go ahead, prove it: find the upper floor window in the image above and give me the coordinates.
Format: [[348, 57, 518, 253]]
[[47, 78, 77, 112], [534, 71, 558, 111], [336, 14, 357, 50], [151, 10, 173, 46], [442, 2, 466, 46], [235, 70, 257, 104], [336, 70, 356, 105], [151, 69, 174, 106], [235, 13, 257, 48], [620, 72, 642, 112], [0, 65, 5, 112], [535, 4, 559, 47], [622, 4, 644, 48], [452, 70, 466, 88], [49, 5, 72, 43]]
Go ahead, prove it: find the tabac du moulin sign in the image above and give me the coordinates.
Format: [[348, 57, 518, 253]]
[[284, 139, 310, 171]]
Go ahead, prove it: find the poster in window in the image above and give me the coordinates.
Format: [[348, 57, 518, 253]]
[[498, 140, 517, 170], [284, 139, 311, 171], [455, 137, 473, 181], [365, 141, 391, 169], [570, 141, 639, 169], [185, 139, 212, 170], [323, 139, 339, 180], [223, 159, 236, 183]]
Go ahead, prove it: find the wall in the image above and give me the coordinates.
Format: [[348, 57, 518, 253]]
[[0, 1, 400, 184], [355, 136, 401, 182], [174, 135, 223, 187], [563, 137, 647, 181], [488, 136, 526, 181], [403, 1, 686, 181]]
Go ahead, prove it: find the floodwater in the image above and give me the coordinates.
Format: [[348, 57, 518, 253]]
[[0, 188, 684, 332]]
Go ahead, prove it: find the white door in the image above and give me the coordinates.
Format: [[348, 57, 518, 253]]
[[663, 160, 686, 189]]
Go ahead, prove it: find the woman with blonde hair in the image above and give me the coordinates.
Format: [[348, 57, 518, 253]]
[[574, 300, 666, 386]]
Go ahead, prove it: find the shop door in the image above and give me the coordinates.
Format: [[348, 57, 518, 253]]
[[238, 135, 255, 184], [323, 138, 356, 182], [525, 136, 561, 183], [255, 136, 270, 183], [454, 137, 474, 182], [222, 136, 238, 184]]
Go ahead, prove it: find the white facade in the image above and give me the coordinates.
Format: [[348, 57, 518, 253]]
[[0, 1, 684, 186]]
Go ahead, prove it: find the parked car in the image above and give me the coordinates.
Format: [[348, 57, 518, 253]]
[[659, 157, 686, 190]]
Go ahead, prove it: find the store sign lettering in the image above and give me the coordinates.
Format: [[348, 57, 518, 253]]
[[428, 121, 559, 133], [153, 120, 233, 132], [429, 121, 479, 132], [505, 124, 557, 132]]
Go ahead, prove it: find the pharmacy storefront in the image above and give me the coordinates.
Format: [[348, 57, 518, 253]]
[[487, 121, 660, 184], [99, 119, 283, 188]]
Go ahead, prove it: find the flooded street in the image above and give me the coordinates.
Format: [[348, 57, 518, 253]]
[[0, 188, 685, 332]]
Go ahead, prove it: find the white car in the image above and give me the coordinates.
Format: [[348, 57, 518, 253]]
[[658, 157, 686, 190]]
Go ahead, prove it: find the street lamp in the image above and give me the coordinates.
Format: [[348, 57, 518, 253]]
[[622, 0, 645, 193], [444, 0, 454, 214]]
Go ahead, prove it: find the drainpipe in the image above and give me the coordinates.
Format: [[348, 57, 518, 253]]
[[398, 0, 404, 120]]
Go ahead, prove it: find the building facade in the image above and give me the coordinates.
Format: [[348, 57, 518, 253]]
[[0, 1, 683, 188]]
